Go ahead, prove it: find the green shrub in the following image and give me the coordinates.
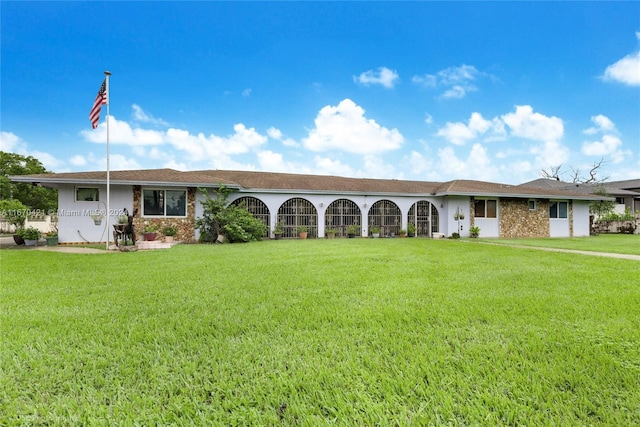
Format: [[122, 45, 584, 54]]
[[196, 187, 267, 243]]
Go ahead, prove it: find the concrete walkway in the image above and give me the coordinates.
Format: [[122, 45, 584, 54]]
[[478, 241, 640, 261]]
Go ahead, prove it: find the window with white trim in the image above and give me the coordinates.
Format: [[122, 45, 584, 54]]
[[76, 187, 99, 202], [528, 200, 536, 210], [549, 201, 568, 219], [474, 199, 497, 218], [143, 189, 187, 217]]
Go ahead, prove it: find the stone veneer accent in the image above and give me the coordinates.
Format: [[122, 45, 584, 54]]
[[132, 186, 197, 243], [471, 198, 551, 238]]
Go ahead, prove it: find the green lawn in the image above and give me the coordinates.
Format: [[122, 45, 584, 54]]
[[1, 239, 639, 425], [479, 234, 640, 255]]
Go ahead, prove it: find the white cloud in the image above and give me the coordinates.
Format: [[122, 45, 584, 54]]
[[441, 85, 472, 99], [526, 139, 570, 172], [313, 155, 356, 177], [0, 131, 64, 170], [69, 155, 87, 166], [0, 131, 23, 152], [81, 115, 165, 146], [582, 134, 622, 157], [362, 154, 399, 179], [583, 114, 617, 135], [501, 105, 563, 143], [82, 116, 267, 160], [132, 104, 170, 127], [354, 67, 399, 89], [434, 144, 499, 182], [164, 160, 188, 171], [267, 126, 299, 147], [436, 112, 506, 145], [96, 154, 142, 171], [256, 150, 312, 174], [424, 113, 433, 125], [267, 127, 282, 139], [580, 114, 628, 163], [165, 123, 267, 158], [413, 64, 486, 99], [302, 98, 404, 154], [603, 33, 640, 86], [581, 135, 630, 164], [242, 88, 252, 97]]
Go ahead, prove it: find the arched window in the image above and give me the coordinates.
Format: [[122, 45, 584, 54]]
[[325, 199, 361, 237], [408, 201, 439, 237], [368, 200, 401, 237], [277, 198, 318, 238], [230, 197, 270, 237]]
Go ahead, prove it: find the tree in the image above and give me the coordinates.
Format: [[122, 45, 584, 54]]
[[589, 186, 615, 218], [540, 158, 608, 184], [0, 151, 57, 211], [196, 186, 267, 243]]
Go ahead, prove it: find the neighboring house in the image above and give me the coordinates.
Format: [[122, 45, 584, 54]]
[[520, 178, 640, 215], [10, 169, 613, 244]]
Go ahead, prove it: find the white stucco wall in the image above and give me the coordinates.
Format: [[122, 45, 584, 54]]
[[442, 196, 469, 237], [572, 201, 591, 237], [57, 184, 134, 243], [197, 189, 446, 238]]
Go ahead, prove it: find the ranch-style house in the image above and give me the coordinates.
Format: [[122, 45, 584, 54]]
[[10, 168, 614, 244]]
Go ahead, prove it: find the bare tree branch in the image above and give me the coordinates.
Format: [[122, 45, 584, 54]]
[[540, 158, 608, 183]]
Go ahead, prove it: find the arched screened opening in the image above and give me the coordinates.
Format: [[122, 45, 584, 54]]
[[325, 199, 361, 238], [277, 198, 318, 238], [230, 196, 270, 237], [408, 201, 439, 237], [368, 200, 401, 237]]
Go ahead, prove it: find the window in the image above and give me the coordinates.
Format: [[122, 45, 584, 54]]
[[549, 201, 568, 219], [474, 199, 497, 218], [76, 187, 99, 202], [615, 197, 624, 205], [143, 189, 186, 217], [528, 200, 536, 210]]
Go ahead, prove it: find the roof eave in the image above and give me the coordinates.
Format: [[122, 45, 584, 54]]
[[9, 175, 242, 189], [437, 190, 615, 201]]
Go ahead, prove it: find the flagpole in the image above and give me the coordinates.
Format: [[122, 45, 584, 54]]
[[104, 70, 111, 251]]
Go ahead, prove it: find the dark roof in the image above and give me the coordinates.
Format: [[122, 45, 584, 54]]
[[519, 178, 640, 197], [10, 168, 613, 200]]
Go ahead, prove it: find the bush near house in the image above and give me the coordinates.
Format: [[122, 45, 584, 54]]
[[196, 186, 267, 243]]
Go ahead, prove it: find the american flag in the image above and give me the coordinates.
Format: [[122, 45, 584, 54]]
[[89, 79, 107, 129]]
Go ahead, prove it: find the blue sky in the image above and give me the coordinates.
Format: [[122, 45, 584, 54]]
[[1, 1, 639, 184]]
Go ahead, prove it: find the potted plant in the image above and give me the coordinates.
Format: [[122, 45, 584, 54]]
[[370, 226, 380, 238], [117, 214, 129, 225], [347, 224, 359, 238], [469, 225, 480, 238], [407, 223, 416, 237], [143, 222, 159, 241], [21, 226, 41, 246], [325, 227, 338, 239], [45, 225, 59, 246], [273, 221, 285, 240], [398, 229, 407, 238], [454, 210, 465, 221], [296, 225, 308, 239], [162, 225, 177, 243], [0, 199, 27, 245], [90, 211, 105, 226]]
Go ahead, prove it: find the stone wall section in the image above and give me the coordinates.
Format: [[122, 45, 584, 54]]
[[132, 186, 197, 243], [497, 198, 550, 238]]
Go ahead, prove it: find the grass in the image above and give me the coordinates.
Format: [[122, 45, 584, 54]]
[[1, 238, 639, 425], [479, 233, 640, 255]]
